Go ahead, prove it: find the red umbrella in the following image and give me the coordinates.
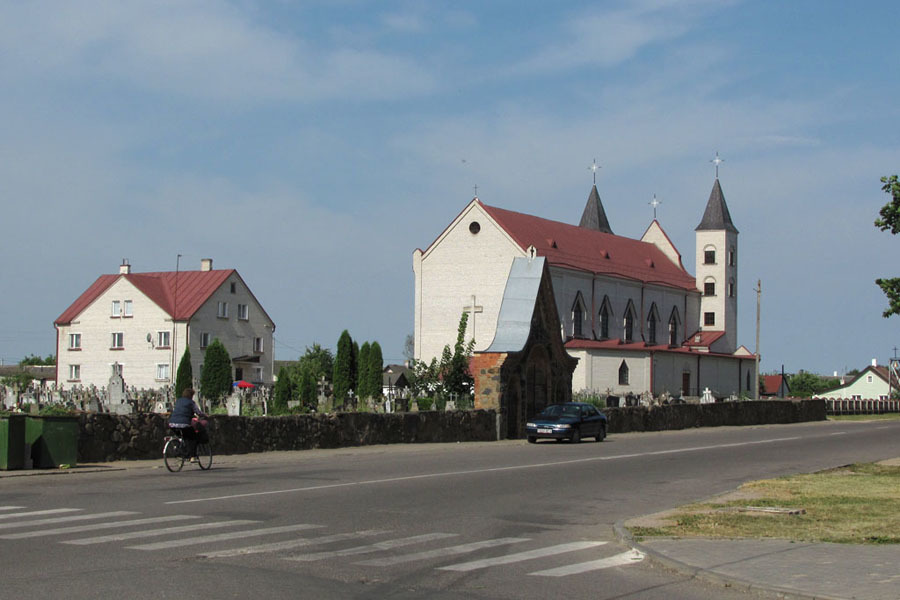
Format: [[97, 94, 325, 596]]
[[233, 380, 255, 389]]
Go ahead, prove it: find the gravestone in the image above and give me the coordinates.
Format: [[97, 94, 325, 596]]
[[700, 387, 715, 404], [153, 401, 168, 414], [445, 400, 456, 411], [108, 368, 126, 406], [83, 398, 100, 413], [226, 394, 241, 417]]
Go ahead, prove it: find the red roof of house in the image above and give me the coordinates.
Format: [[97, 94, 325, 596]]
[[761, 375, 787, 395], [683, 330, 725, 348], [55, 269, 235, 325], [480, 202, 698, 291]]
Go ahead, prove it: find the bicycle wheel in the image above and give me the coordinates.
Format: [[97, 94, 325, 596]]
[[163, 438, 185, 472], [195, 443, 213, 470]]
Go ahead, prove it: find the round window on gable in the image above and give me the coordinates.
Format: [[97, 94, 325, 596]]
[[469, 221, 481, 234]]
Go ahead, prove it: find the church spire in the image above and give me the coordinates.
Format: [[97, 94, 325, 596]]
[[579, 184, 613, 233], [695, 178, 738, 233]]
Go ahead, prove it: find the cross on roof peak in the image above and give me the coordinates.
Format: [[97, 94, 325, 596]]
[[589, 158, 601, 185], [710, 151, 724, 179]]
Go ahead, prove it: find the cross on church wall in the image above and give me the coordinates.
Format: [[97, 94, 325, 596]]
[[463, 294, 483, 343]]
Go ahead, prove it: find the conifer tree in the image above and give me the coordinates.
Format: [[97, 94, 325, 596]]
[[368, 341, 384, 401], [200, 339, 232, 403], [175, 347, 193, 397], [333, 330, 354, 409], [357, 342, 372, 399], [351, 340, 359, 396], [272, 367, 292, 414], [299, 367, 317, 412]]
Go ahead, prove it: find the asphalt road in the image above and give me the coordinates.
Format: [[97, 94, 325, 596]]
[[2, 418, 898, 600]]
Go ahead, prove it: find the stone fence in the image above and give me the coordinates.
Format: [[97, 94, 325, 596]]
[[77, 399, 825, 463]]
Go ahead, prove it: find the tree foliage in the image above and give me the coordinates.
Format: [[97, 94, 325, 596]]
[[19, 354, 55, 366], [298, 368, 317, 411], [408, 312, 474, 404], [333, 330, 354, 409], [368, 341, 383, 401], [200, 339, 232, 402], [1, 371, 35, 394], [875, 175, 900, 317], [296, 343, 334, 383], [788, 371, 841, 398], [175, 348, 193, 397]]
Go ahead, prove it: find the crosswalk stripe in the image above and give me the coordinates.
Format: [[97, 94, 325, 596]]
[[0, 511, 139, 531], [0, 515, 200, 540], [201, 530, 389, 559], [128, 524, 324, 551], [438, 541, 608, 572], [0, 506, 26, 511], [287, 533, 459, 562], [62, 520, 258, 545], [529, 549, 645, 576], [356, 538, 530, 567], [0, 508, 81, 521]]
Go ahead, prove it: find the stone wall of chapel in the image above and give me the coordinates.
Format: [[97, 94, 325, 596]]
[[188, 275, 274, 385], [415, 204, 523, 363], [57, 278, 184, 390]]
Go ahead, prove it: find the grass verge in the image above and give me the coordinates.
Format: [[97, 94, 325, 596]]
[[629, 462, 900, 544]]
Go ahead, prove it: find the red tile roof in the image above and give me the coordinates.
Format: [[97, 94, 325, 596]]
[[480, 202, 698, 291], [683, 330, 725, 347], [55, 269, 234, 325], [761, 375, 787, 395]]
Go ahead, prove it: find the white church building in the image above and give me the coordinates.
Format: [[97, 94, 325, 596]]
[[413, 171, 755, 432]]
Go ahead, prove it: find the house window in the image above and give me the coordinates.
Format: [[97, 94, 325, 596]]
[[230, 282, 236, 294], [648, 311, 657, 345], [867, 375, 873, 383], [68, 364, 80, 381], [572, 300, 583, 338], [704, 249, 716, 264], [123, 300, 133, 317], [618, 361, 629, 386], [253, 337, 264, 353], [728, 279, 735, 298], [111, 332, 124, 349], [704, 312, 715, 326], [158, 331, 171, 348], [704, 280, 716, 296], [238, 304, 249, 320], [253, 367, 263, 382], [217, 301, 228, 318], [111, 300, 121, 317], [623, 306, 635, 343], [156, 363, 170, 381], [69, 333, 81, 350], [599, 302, 610, 339], [200, 332, 210, 349]]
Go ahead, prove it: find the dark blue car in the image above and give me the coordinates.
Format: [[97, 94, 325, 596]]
[[525, 402, 607, 444]]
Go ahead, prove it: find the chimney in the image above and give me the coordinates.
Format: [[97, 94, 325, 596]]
[[200, 258, 213, 272], [872, 358, 878, 367], [119, 259, 131, 275]]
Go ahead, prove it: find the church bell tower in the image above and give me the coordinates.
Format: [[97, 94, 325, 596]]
[[695, 158, 738, 353]]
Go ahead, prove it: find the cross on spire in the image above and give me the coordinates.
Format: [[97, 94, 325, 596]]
[[710, 151, 724, 179], [649, 194, 662, 220], [589, 158, 601, 185]]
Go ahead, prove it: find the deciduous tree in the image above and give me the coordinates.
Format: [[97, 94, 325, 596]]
[[875, 175, 900, 317]]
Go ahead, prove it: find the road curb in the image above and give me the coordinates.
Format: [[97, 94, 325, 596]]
[[613, 521, 847, 600]]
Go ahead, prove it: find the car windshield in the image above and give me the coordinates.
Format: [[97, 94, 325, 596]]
[[540, 405, 581, 418]]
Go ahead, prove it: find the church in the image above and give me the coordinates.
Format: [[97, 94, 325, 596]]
[[413, 168, 755, 438]]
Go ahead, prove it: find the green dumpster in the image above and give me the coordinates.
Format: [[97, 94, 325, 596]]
[[0, 414, 26, 470], [25, 415, 79, 468]]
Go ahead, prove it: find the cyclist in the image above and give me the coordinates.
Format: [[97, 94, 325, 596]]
[[168, 387, 207, 461]]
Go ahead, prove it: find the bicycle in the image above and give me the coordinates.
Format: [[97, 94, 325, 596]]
[[163, 428, 212, 472]]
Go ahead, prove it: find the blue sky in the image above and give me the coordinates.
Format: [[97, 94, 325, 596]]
[[1, 0, 898, 376]]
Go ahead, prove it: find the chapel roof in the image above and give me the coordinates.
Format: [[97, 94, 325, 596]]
[[479, 201, 698, 292], [55, 269, 239, 325], [579, 185, 613, 233], [696, 178, 738, 233]]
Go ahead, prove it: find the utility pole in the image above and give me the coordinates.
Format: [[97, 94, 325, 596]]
[[755, 279, 761, 401]]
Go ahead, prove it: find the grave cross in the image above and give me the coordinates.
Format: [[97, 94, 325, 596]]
[[463, 294, 483, 343]]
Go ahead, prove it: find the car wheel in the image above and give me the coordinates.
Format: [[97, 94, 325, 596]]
[[570, 429, 581, 444], [527, 436, 536, 444], [596, 424, 606, 442]]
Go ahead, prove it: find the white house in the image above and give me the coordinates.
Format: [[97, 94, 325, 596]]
[[54, 258, 275, 391], [413, 174, 755, 411], [814, 362, 899, 400]]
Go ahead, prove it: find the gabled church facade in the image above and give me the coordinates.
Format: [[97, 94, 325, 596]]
[[413, 174, 755, 433]]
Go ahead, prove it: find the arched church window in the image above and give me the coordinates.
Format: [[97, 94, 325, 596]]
[[623, 302, 636, 343], [668, 307, 680, 346], [647, 303, 659, 345], [618, 360, 629, 386], [728, 278, 735, 298], [599, 296, 612, 340], [729, 247, 736, 266], [572, 295, 585, 338], [704, 277, 716, 296], [704, 245, 716, 265]]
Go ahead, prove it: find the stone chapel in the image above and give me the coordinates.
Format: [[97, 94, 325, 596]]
[[413, 171, 756, 437]]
